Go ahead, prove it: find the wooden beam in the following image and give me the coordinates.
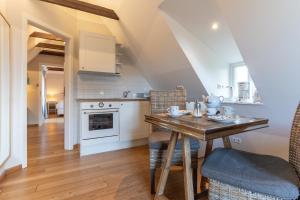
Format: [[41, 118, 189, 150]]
[[38, 0, 119, 20], [30, 32, 64, 41], [47, 67, 64, 72], [40, 50, 65, 57], [36, 43, 65, 51]]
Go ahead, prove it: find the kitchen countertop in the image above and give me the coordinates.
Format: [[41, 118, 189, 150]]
[[77, 98, 150, 102]]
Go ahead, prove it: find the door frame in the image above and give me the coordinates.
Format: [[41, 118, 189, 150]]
[[21, 14, 74, 167]]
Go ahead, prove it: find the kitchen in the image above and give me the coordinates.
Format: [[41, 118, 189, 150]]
[[77, 30, 151, 156], [1, 0, 300, 200]]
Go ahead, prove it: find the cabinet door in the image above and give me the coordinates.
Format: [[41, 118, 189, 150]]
[[79, 32, 116, 73], [120, 101, 150, 141]]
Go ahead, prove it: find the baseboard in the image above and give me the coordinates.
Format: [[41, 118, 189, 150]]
[[0, 164, 22, 182], [80, 138, 148, 156]]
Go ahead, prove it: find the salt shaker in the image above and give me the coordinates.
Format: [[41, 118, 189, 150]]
[[193, 100, 202, 118]]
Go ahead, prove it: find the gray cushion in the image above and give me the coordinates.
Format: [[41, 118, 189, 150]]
[[202, 148, 300, 199]]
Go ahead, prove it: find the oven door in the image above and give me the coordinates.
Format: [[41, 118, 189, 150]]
[[81, 109, 120, 140]]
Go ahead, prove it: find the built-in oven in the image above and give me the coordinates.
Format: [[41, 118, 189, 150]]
[[81, 102, 120, 140]]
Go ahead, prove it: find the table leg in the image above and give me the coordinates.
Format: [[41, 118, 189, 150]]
[[182, 135, 194, 200], [222, 136, 232, 148], [154, 131, 179, 200], [200, 140, 213, 192]]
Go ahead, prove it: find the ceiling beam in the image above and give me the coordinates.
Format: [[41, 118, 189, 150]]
[[47, 67, 64, 72], [30, 32, 64, 41], [40, 50, 65, 57], [38, 0, 119, 20], [36, 43, 65, 51]]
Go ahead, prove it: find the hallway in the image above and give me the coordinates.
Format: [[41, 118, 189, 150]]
[[0, 123, 189, 200]]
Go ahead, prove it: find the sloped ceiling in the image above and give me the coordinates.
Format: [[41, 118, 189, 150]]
[[87, 0, 207, 98], [116, 0, 207, 98], [159, 0, 241, 97], [160, 0, 242, 63]]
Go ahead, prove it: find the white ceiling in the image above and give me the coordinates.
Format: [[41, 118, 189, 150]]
[[160, 0, 243, 63], [83, 0, 122, 11]]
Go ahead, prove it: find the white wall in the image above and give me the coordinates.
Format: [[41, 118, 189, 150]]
[[0, 1, 10, 176], [160, 0, 244, 98], [0, 0, 5, 14], [160, 0, 242, 63], [46, 71, 64, 102], [215, 0, 300, 160], [162, 14, 230, 98], [77, 57, 151, 99]]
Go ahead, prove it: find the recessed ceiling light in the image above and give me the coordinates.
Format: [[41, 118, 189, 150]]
[[211, 22, 219, 30]]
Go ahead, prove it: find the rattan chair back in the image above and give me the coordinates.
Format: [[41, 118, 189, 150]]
[[289, 102, 300, 176]]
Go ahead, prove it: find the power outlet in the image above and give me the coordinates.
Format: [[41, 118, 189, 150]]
[[232, 137, 242, 144], [99, 91, 105, 96]]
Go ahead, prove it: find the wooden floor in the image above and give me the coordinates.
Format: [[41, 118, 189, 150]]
[[0, 122, 194, 200]]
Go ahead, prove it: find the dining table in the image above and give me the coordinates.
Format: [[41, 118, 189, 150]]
[[145, 114, 269, 200]]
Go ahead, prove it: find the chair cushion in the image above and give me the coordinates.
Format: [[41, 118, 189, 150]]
[[149, 131, 200, 150], [202, 148, 300, 199]]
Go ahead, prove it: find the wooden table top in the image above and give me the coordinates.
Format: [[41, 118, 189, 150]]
[[145, 114, 269, 141]]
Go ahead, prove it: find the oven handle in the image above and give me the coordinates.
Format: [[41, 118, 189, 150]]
[[83, 110, 119, 115]]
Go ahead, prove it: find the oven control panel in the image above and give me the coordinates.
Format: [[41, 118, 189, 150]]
[[99, 102, 104, 108], [80, 102, 121, 110]]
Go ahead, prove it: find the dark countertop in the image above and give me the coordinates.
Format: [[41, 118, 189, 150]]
[[77, 98, 150, 102]]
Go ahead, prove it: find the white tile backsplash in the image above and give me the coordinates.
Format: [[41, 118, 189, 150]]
[[77, 64, 151, 99]]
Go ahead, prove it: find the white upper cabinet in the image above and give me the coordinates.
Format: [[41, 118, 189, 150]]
[[79, 32, 116, 73]]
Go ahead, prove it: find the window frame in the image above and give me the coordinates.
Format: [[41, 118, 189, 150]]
[[229, 62, 256, 102]]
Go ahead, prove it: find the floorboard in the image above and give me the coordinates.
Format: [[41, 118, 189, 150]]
[[0, 122, 206, 200]]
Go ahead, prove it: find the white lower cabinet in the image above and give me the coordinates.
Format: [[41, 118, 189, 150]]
[[120, 101, 150, 141]]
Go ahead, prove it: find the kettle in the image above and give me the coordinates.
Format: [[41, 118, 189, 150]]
[[193, 100, 202, 118]]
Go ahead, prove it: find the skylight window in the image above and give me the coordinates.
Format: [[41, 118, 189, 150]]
[[230, 62, 261, 103]]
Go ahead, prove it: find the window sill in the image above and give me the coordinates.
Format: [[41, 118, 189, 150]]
[[223, 101, 263, 106]]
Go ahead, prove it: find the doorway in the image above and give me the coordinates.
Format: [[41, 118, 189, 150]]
[[26, 24, 68, 162], [44, 66, 65, 123]]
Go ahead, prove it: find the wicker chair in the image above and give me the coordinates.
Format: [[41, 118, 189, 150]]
[[149, 86, 201, 194], [202, 103, 300, 200]]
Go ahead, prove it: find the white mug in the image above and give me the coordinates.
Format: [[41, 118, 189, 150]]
[[167, 106, 179, 115], [221, 106, 234, 116], [186, 102, 195, 112]]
